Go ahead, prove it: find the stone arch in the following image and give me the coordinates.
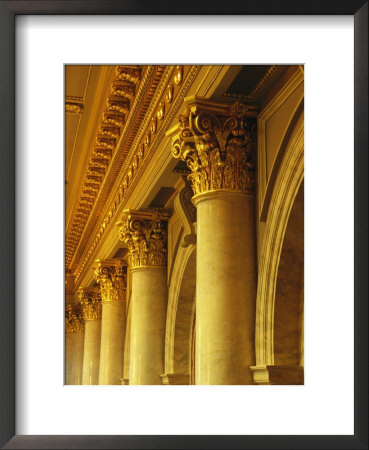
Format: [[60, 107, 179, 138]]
[[163, 242, 196, 384], [254, 108, 304, 375]]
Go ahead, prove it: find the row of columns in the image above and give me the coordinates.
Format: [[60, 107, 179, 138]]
[[66, 97, 257, 385]]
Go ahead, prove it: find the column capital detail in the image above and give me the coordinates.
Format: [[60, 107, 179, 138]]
[[65, 303, 85, 332], [78, 286, 102, 320], [167, 96, 257, 197], [118, 210, 170, 269], [94, 259, 127, 302]]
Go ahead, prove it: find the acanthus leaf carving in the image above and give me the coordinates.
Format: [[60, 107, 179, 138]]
[[167, 98, 256, 197], [78, 287, 102, 321], [118, 210, 170, 269], [94, 259, 127, 302], [65, 302, 85, 332]]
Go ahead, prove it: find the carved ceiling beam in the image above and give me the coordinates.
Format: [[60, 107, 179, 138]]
[[65, 66, 143, 270], [73, 66, 201, 284]]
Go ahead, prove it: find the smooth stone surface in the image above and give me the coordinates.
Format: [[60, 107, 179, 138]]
[[70, 331, 84, 385], [274, 182, 304, 366], [65, 332, 73, 385], [82, 319, 101, 385], [99, 301, 126, 385], [129, 268, 167, 385], [194, 190, 256, 385]]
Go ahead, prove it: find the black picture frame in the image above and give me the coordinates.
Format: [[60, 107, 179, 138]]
[[0, 1, 367, 449]]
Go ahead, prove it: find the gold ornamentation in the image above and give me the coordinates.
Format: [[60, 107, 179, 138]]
[[111, 81, 136, 99], [166, 84, 174, 103], [174, 66, 183, 85], [167, 97, 257, 196], [103, 112, 125, 127], [94, 260, 127, 302], [157, 102, 165, 120], [65, 65, 143, 270], [78, 287, 102, 320], [151, 117, 157, 134], [66, 102, 83, 114], [73, 66, 201, 283], [118, 210, 170, 269], [116, 66, 141, 84], [107, 99, 130, 114], [65, 303, 85, 332], [144, 132, 151, 146]]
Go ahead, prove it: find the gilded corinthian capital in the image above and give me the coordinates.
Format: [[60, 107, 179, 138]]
[[66, 303, 85, 332], [167, 96, 257, 197], [117, 210, 170, 269], [94, 259, 127, 302], [78, 287, 102, 320]]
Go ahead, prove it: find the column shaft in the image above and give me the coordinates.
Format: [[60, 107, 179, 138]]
[[70, 331, 84, 385], [65, 332, 73, 384], [195, 191, 256, 384], [99, 301, 126, 385], [129, 268, 167, 385], [82, 319, 101, 385]]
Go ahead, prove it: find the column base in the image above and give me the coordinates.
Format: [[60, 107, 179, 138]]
[[160, 373, 190, 385], [120, 378, 129, 385], [250, 365, 304, 385]]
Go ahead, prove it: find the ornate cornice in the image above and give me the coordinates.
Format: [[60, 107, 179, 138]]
[[94, 259, 127, 302], [66, 66, 144, 270], [167, 97, 257, 197], [74, 65, 201, 283], [78, 287, 102, 321], [118, 210, 170, 269]]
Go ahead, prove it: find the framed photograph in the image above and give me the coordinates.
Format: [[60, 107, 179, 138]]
[[0, 1, 367, 449]]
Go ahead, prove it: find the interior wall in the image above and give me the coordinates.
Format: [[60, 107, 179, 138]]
[[171, 250, 196, 376], [273, 181, 304, 366]]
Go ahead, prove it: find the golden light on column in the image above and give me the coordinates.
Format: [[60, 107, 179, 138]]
[[94, 259, 127, 385], [168, 96, 258, 385], [79, 287, 102, 385], [118, 210, 170, 385], [65, 303, 85, 385]]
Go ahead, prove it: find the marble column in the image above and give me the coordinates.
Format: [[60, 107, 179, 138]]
[[168, 98, 257, 384], [118, 210, 169, 385], [79, 288, 102, 385], [95, 260, 127, 385], [65, 306, 73, 385], [68, 307, 85, 385], [71, 329, 84, 385]]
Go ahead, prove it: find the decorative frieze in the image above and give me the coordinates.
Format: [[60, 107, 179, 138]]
[[65, 65, 143, 270], [94, 259, 127, 302], [78, 287, 102, 321], [167, 96, 257, 197], [118, 210, 170, 269], [73, 65, 201, 283]]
